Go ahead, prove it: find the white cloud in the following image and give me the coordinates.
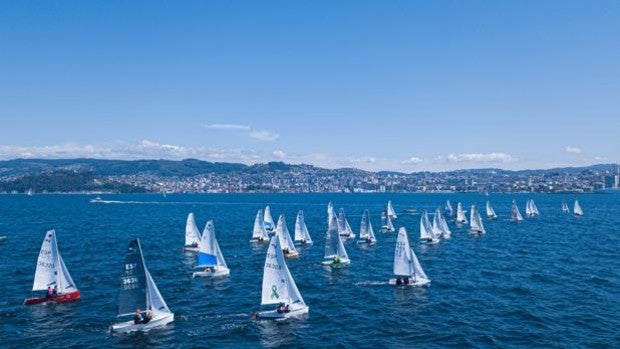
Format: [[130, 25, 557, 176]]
[[566, 146, 582, 154], [203, 123, 250, 130], [250, 130, 280, 142], [272, 150, 287, 159], [594, 156, 608, 161], [445, 152, 514, 163], [401, 156, 423, 165]]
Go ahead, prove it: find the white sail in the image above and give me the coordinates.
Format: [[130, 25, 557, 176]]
[[32, 230, 77, 294], [264, 206, 275, 231], [251, 209, 269, 240], [261, 236, 305, 307], [324, 216, 349, 261], [393, 227, 429, 281], [511, 200, 524, 221], [531, 200, 540, 216], [145, 268, 171, 315], [387, 200, 397, 219], [486, 201, 497, 219], [197, 221, 227, 268], [294, 210, 312, 244], [381, 207, 394, 232], [337, 208, 356, 238], [420, 210, 438, 241], [574, 200, 584, 216], [433, 207, 451, 239], [445, 200, 454, 217], [184, 213, 201, 247], [327, 201, 335, 225], [276, 214, 297, 254], [358, 209, 376, 241], [456, 202, 468, 224], [469, 205, 485, 233], [562, 201, 569, 213]]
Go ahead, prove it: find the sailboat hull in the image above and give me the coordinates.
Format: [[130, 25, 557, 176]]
[[380, 226, 394, 233], [110, 312, 174, 333], [24, 290, 81, 305], [356, 239, 376, 245], [321, 258, 351, 268], [250, 237, 269, 244], [192, 267, 230, 278], [388, 278, 430, 287], [419, 238, 440, 245], [283, 250, 299, 258], [255, 305, 309, 320]]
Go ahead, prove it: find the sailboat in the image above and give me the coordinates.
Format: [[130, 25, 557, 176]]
[[110, 239, 174, 333], [322, 215, 351, 268], [389, 227, 430, 287], [26, 188, 33, 196], [250, 209, 269, 243], [357, 209, 376, 245], [574, 200, 584, 216], [264, 206, 275, 232], [183, 212, 202, 252], [562, 201, 569, 214], [433, 207, 451, 239], [530, 199, 540, 216], [456, 202, 468, 224], [337, 208, 356, 239], [254, 236, 308, 319], [420, 210, 440, 244], [486, 200, 498, 219], [511, 200, 524, 222], [293, 210, 312, 246], [276, 214, 299, 257], [387, 200, 397, 219], [192, 221, 230, 278], [24, 230, 80, 305], [380, 208, 395, 233], [444, 200, 454, 217], [469, 205, 486, 234]]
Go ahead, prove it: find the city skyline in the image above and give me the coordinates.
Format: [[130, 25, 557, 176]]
[[1, 1, 618, 171]]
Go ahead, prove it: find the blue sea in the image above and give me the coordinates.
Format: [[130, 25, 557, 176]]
[[1, 193, 618, 348]]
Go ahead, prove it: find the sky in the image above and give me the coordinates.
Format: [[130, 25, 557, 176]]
[[0, 1, 618, 172]]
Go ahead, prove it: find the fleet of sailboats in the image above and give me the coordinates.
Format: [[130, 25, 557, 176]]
[[192, 221, 230, 278], [24, 230, 80, 305], [183, 213, 201, 252], [110, 239, 174, 333], [389, 227, 430, 287]]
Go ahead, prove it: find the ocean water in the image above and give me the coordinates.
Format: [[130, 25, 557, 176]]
[[1, 193, 618, 348]]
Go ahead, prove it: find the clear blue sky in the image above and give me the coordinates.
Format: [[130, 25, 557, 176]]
[[1, 1, 618, 171]]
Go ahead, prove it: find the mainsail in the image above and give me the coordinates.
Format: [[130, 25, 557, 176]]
[[294, 210, 312, 244], [252, 209, 269, 240], [276, 214, 297, 253], [511, 200, 524, 221], [32, 230, 77, 294], [420, 210, 438, 241], [261, 236, 305, 307], [387, 200, 397, 219], [456, 202, 468, 224], [264, 206, 275, 231], [185, 213, 201, 247], [324, 216, 349, 260], [444, 200, 454, 217], [197, 221, 227, 268], [394, 227, 428, 280], [574, 200, 584, 216], [486, 201, 497, 219], [470, 205, 485, 233], [359, 209, 376, 241]]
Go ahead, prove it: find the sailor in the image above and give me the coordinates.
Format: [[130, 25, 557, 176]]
[[276, 302, 286, 313], [142, 309, 152, 324], [46, 286, 53, 298], [133, 309, 143, 324], [52, 285, 58, 297]]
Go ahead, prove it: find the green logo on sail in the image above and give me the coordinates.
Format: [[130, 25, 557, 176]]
[[271, 285, 279, 299]]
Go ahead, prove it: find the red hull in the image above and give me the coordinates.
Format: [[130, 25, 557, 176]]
[[24, 291, 81, 305]]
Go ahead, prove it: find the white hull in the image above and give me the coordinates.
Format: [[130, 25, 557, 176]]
[[339, 233, 356, 239], [183, 246, 199, 253], [256, 305, 309, 320], [250, 238, 269, 243], [294, 240, 313, 247], [356, 239, 376, 245], [283, 250, 300, 258], [380, 226, 394, 233], [192, 267, 230, 278], [110, 312, 174, 333], [388, 278, 430, 287], [419, 238, 439, 245], [469, 229, 485, 234]]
